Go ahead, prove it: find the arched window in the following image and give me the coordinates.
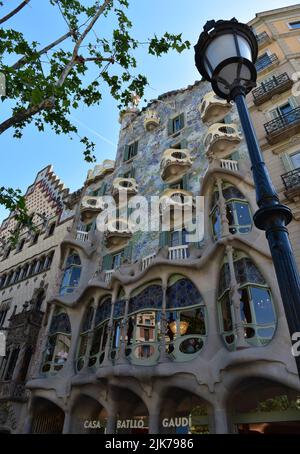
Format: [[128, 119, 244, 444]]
[[20, 264, 29, 280], [59, 250, 81, 295], [166, 276, 207, 360], [210, 182, 252, 240], [28, 260, 37, 277], [218, 252, 277, 350], [88, 297, 111, 369], [126, 282, 163, 364], [41, 307, 71, 375], [76, 302, 95, 372]]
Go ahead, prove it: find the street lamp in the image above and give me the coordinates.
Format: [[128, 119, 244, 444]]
[[195, 18, 300, 376]]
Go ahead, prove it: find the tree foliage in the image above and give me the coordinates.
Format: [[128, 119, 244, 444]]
[[0, 0, 190, 239]]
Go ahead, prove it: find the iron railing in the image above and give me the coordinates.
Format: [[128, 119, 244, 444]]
[[256, 31, 271, 46], [264, 107, 300, 136], [255, 53, 278, 72], [281, 167, 300, 191], [252, 73, 292, 104]]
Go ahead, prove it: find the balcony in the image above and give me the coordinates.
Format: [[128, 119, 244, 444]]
[[80, 195, 105, 224], [104, 218, 132, 250], [256, 31, 272, 48], [255, 53, 279, 74], [199, 91, 232, 124], [112, 177, 138, 200], [76, 230, 89, 242], [220, 159, 239, 172], [252, 73, 293, 106], [143, 110, 160, 131], [141, 253, 156, 271], [160, 148, 192, 184], [168, 245, 189, 260], [281, 167, 300, 200], [264, 107, 300, 144], [104, 270, 114, 283], [86, 159, 115, 183], [204, 123, 242, 159], [0, 381, 28, 402]]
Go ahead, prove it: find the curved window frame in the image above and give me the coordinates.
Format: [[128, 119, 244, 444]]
[[218, 254, 277, 350], [210, 183, 253, 240], [59, 250, 82, 296], [41, 308, 71, 376]]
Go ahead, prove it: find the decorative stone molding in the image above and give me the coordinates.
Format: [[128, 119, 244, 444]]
[[86, 160, 115, 183], [112, 178, 138, 199], [204, 123, 242, 159], [199, 91, 232, 124], [143, 110, 160, 131], [160, 148, 192, 184], [80, 195, 106, 224], [104, 218, 133, 250]]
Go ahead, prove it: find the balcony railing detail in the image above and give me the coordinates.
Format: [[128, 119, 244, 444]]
[[142, 253, 156, 271], [220, 159, 239, 172], [76, 230, 89, 242], [255, 53, 278, 73], [104, 270, 114, 283], [281, 167, 300, 191], [264, 107, 300, 139], [256, 31, 271, 47], [168, 245, 189, 260], [252, 73, 293, 105]]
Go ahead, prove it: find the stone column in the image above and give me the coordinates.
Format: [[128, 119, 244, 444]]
[[213, 407, 229, 434], [103, 297, 116, 366], [62, 410, 71, 434], [62, 310, 82, 376], [159, 283, 169, 363], [106, 411, 117, 434], [226, 246, 248, 349], [148, 410, 160, 434], [217, 178, 230, 238], [117, 298, 129, 364]]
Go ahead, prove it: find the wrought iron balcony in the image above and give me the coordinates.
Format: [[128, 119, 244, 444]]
[[252, 73, 293, 106], [281, 167, 300, 192], [255, 53, 279, 73], [264, 107, 300, 144], [256, 31, 272, 47]]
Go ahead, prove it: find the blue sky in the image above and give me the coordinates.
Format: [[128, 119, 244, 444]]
[[0, 0, 295, 221]]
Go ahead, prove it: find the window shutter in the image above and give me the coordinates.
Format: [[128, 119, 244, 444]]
[[124, 145, 130, 161], [134, 141, 138, 157], [181, 139, 188, 149], [159, 231, 170, 248], [168, 119, 174, 136], [122, 243, 132, 263], [102, 254, 113, 271], [288, 96, 298, 109], [281, 153, 294, 172], [130, 166, 136, 179], [179, 113, 185, 129], [182, 173, 189, 191]]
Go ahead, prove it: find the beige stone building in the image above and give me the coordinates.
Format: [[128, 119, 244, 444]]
[[0, 165, 79, 433], [1, 4, 300, 436]]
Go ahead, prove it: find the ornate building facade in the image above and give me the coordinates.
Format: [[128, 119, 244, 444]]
[[0, 165, 78, 433], [1, 4, 300, 435]]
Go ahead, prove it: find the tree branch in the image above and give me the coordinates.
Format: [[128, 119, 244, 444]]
[[12, 31, 74, 70], [0, 98, 54, 135], [0, 0, 31, 25], [0, 0, 113, 135], [56, 0, 113, 87]]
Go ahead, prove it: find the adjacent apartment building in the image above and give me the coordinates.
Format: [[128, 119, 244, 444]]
[[0, 165, 79, 433], [1, 3, 300, 435]]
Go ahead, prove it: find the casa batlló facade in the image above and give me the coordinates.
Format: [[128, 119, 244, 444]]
[[1, 4, 300, 435]]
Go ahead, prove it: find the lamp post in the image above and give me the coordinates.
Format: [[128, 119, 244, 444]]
[[195, 18, 300, 376]]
